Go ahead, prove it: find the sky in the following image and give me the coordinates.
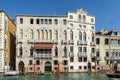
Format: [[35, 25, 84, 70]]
[[0, 0, 120, 31]]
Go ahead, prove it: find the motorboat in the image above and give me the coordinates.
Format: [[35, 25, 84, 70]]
[[106, 70, 120, 78], [4, 71, 19, 76]]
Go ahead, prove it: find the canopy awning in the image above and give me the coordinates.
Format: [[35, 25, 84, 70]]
[[34, 43, 53, 49]]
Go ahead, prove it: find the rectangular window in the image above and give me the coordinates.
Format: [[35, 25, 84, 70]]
[[83, 47, 87, 52], [96, 49, 100, 57], [96, 38, 100, 44], [118, 39, 120, 45], [84, 57, 87, 62], [91, 26, 94, 30], [106, 51, 109, 57], [29, 60, 33, 65], [91, 18, 94, 22], [84, 66, 87, 69], [92, 66, 95, 69], [70, 57, 74, 62], [63, 19, 67, 25], [20, 18, 23, 24], [40, 19, 44, 24], [79, 66, 82, 69], [83, 25, 86, 29], [36, 19, 39, 24], [30, 18, 34, 24], [30, 67, 32, 70], [70, 66, 73, 69], [105, 38, 109, 44], [69, 15, 73, 19], [36, 60, 40, 65], [54, 19, 58, 25], [49, 19, 52, 24], [78, 57, 82, 62], [79, 25, 82, 28], [78, 47, 82, 52], [45, 19, 48, 24], [91, 48, 95, 53], [70, 46, 73, 52]]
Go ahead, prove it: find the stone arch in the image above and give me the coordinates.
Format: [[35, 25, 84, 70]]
[[18, 61, 25, 74], [44, 61, 52, 72]]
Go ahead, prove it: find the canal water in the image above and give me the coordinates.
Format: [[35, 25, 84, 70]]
[[0, 72, 119, 80]]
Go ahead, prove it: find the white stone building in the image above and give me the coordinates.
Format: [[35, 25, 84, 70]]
[[16, 8, 95, 73], [96, 29, 120, 71]]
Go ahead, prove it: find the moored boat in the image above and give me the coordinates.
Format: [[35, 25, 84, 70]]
[[106, 70, 120, 78], [4, 71, 19, 76]]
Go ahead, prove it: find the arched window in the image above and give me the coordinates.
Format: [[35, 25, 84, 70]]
[[83, 15, 86, 22], [41, 30, 44, 39], [64, 30, 67, 39], [55, 30, 58, 40], [49, 30, 52, 40], [79, 31, 82, 41], [78, 14, 81, 21], [30, 47, 33, 56], [45, 30, 48, 39], [4, 38, 7, 48], [70, 30, 73, 40], [20, 29, 23, 39], [30, 30, 34, 39], [19, 46, 23, 56], [64, 47, 67, 57], [55, 47, 58, 57], [92, 33, 94, 42], [37, 30, 40, 39], [83, 32, 86, 41]]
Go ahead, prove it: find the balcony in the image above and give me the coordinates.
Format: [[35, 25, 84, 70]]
[[77, 40, 83, 45], [82, 52, 87, 57], [53, 40, 58, 44], [17, 39, 22, 43], [96, 57, 100, 61], [69, 40, 74, 44], [78, 52, 82, 57], [83, 41, 87, 45], [34, 54, 52, 59], [104, 57, 110, 60], [90, 42, 96, 46], [78, 52, 87, 57], [91, 53, 96, 58], [69, 52, 74, 56], [34, 39, 53, 43], [62, 40, 67, 44], [28, 39, 34, 44]]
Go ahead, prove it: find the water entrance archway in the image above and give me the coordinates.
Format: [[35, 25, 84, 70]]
[[44, 61, 52, 72], [18, 61, 24, 74], [88, 62, 91, 72]]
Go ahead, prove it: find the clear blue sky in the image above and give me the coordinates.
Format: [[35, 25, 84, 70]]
[[1, 0, 120, 31]]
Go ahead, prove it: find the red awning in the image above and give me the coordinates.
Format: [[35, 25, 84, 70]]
[[34, 43, 53, 49]]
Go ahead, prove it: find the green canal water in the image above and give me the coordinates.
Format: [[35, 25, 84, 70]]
[[0, 73, 119, 80]]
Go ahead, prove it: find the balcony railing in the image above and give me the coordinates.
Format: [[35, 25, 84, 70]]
[[69, 52, 74, 56], [78, 52, 87, 57], [91, 53, 96, 58], [53, 40, 58, 44], [90, 42, 96, 46], [28, 39, 34, 43], [34, 39, 53, 43], [62, 40, 67, 44], [69, 40, 74, 44], [77, 40, 83, 45], [17, 39, 22, 43], [34, 54, 52, 59], [96, 57, 100, 61]]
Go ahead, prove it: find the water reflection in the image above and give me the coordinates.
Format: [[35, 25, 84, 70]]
[[0, 73, 119, 80]]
